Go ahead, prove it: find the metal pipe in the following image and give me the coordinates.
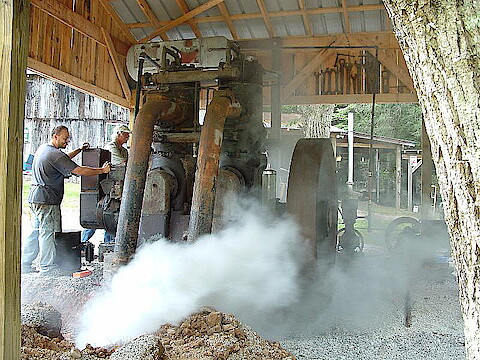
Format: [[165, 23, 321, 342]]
[[134, 57, 145, 118], [114, 93, 184, 264], [187, 89, 241, 242]]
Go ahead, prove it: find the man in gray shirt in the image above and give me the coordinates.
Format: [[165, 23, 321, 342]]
[[22, 125, 111, 275]]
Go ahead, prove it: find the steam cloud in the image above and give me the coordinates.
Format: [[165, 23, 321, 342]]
[[76, 205, 309, 347]]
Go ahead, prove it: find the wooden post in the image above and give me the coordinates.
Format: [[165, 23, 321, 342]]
[[395, 145, 402, 209], [421, 119, 433, 220], [0, 0, 29, 359]]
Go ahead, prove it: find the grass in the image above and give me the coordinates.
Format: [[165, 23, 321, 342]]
[[22, 177, 81, 213]]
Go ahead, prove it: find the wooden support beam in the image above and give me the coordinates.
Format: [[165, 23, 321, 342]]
[[136, 0, 169, 41], [239, 32, 400, 50], [297, 0, 312, 36], [140, 0, 224, 43], [217, 2, 238, 40], [30, 0, 131, 55], [376, 49, 414, 92], [175, 0, 202, 38], [341, 0, 351, 33], [282, 49, 330, 102], [101, 28, 131, 101], [256, 0, 275, 37], [97, 0, 137, 44], [281, 93, 418, 104], [0, 1, 28, 359], [28, 57, 131, 108]]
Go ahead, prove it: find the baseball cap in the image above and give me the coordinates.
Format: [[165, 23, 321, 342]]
[[114, 124, 131, 133]]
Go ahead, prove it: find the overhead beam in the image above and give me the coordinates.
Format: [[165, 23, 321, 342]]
[[280, 93, 418, 105], [97, 0, 137, 44], [217, 2, 238, 40], [126, 3, 385, 33], [297, 0, 312, 36], [175, 0, 203, 38], [101, 28, 132, 101], [30, 0, 131, 55], [239, 32, 400, 50], [28, 57, 131, 108], [0, 0, 28, 359], [140, 0, 224, 43], [256, 0, 275, 37], [341, 0, 351, 33], [136, 0, 169, 41]]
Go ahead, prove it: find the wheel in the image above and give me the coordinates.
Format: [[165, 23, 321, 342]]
[[385, 216, 421, 253], [337, 227, 364, 252], [286, 138, 338, 271]]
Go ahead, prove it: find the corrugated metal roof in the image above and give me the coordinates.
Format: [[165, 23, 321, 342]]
[[111, 0, 388, 42]]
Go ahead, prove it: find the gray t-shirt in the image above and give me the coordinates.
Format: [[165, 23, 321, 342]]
[[28, 144, 78, 205]]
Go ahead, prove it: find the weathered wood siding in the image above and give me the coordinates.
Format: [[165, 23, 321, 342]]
[[24, 75, 128, 156]]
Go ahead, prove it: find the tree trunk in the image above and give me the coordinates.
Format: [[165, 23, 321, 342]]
[[382, 1, 480, 358], [300, 104, 334, 138]]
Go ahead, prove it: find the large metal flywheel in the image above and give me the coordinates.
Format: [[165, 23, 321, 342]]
[[287, 138, 338, 267]]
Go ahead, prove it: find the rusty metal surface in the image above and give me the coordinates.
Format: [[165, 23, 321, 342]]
[[187, 89, 241, 242], [114, 93, 185, 264], [212, 168, 244, 233], [286, 138, 338, 265]]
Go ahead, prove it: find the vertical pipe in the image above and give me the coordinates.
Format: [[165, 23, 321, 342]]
[[271, 43, 282, 141], [407, 156, 413, 211], [396, 145, 402, 209], [347, 112, 354, 194], [187, 90, 240, 242], [376, 149, 380, 204], [114, 94, 183, 264]]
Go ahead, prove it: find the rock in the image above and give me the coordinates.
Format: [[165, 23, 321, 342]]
[[21, 302, 62, 338], [206, 311, 222, 327], [109, 334, 165, 360], [70, 347, 82, 358]]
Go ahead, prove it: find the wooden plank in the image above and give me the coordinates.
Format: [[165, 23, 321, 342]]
[[280, 93, 418, 105], [293, 52, 306, 96], [31, 0, 131, 55], [174, 0, 202, 38], [59, 22, 73, 74], [28, 57, 131, 108], [255, 0, 275, 37], [368, 48, 414, 92], [282, 49, 329, 102], [217, 2, 238, 39], [297, 0, 312, 36], [341, 0, 351, 33], [194, 3, 385, 23], [0, 1, 29, 360], [136, 0, 170, 40], [139, 0, 225, 43], [97, 0, 137, 44], [102, 27, 131, 100]]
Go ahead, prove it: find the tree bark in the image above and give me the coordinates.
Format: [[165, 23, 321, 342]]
[[382, 1, 480, 358], [300, 104, 334, 138]]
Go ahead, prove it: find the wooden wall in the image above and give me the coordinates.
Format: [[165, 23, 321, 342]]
[[28, 0, 134, 108]]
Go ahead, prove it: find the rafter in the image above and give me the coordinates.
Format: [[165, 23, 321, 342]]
[[101, 27, 132, 100], [97, 0, 137, 44], [136, 0, 169, 41], [175, 0, 203, 38], [139, 0, 224, 43], [255, 0, 275, 37], [217, 2, 238, 40], [30, 0, 130, 55], [297, 0, 312, 36], [281, 93, 418, 105], [341, 0, 351, 33], [126, 3, 385, 33]]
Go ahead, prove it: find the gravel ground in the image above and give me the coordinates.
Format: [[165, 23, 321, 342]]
[[277, 255, 465, 360]]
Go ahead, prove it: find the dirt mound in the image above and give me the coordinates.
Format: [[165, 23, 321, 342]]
[[156, 308, 295, 360], [21, 308, 295, 360]]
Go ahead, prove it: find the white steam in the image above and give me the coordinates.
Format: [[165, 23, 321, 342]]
[[76, 207, 308, 347]]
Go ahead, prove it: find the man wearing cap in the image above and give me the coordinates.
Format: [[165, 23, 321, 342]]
[[81, 124, 131, 244], [22, 125, 111, 275], [105, 124, 131, 165]]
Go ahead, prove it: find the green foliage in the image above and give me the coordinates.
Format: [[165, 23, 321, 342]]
[[332, 103, 422, 146]]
